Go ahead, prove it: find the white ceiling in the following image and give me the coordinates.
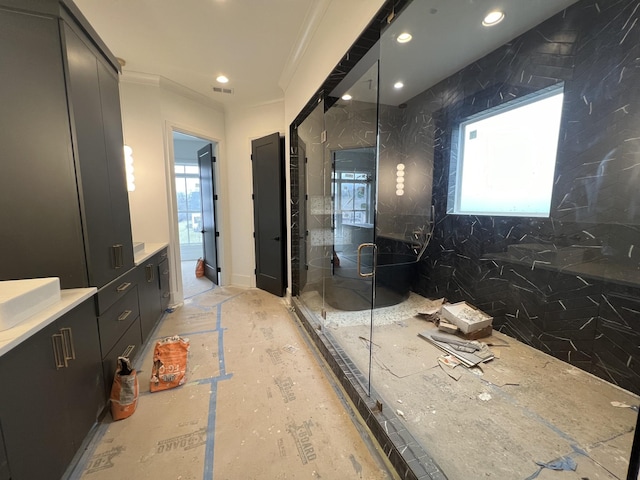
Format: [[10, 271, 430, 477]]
[[333, 0, 580, 106], [378, 0, 580, 105], [74, 0, 320, 108], [75, 0, 580, 111]]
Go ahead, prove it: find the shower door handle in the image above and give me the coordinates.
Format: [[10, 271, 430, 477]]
[[357, 243, 377, 278]]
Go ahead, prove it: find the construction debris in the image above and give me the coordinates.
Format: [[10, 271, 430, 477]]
[[418, 330, 494, 367], [440, 301, 493, 334]]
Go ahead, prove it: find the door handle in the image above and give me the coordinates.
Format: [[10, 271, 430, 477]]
[[357, 243, 377, 278], [60, 327, 76, 361], [273, 236, 280, 241], [51, 333, 67, 369], [112, 244, 124, 269], [121, 345, 135, 358], [145, 264, 155, 282]]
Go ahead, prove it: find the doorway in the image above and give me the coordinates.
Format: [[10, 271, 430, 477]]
[[172, 131, 218, 297]]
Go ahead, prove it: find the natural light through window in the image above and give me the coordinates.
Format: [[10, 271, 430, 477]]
[[453, 85, 564, 217]]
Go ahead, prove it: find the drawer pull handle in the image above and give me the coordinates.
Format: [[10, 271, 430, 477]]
[[51, 333, 67, 369], [60, 327, 76, 361], [160, 251, 168, 259], [118, 310, 132, 321], [116, 282, 131, 292], [162, 269, 169, 275], [121, 344, 135, 358], [145, 264, 155, 282], [162, 292, 170, 298]]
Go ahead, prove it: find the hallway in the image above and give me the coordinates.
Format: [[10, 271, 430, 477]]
[[69, 285, 393, 479]]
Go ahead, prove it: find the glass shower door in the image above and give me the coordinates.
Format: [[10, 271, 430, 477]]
[[322, 60, 380, 395]]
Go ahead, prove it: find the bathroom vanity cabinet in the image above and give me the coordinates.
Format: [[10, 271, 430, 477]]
[[137, 248, 170, 342], [98, 246, 170, 393], [0, 0, 133, 290], [0, 298, 105, 480]]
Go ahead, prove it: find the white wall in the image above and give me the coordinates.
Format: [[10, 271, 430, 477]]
[[119, 73, 226, 303], [224, 101, 286, 288], [118, 0, 383, 301]]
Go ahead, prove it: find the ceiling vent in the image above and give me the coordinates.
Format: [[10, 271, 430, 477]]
[[213, 86, 234, 94]]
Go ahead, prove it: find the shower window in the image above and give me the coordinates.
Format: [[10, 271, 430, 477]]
[[450, 84, 564, 217]]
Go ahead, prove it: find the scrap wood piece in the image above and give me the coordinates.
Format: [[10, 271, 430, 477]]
[[460, 325, 492, 340], [437, 321, 459, 334]]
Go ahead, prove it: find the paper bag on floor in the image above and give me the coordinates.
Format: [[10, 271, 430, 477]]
[[150, 335, 190, 392], [110, 356, 139, 420], [195, 258, 205, 278]]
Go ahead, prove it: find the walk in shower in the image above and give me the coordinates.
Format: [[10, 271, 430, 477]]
[[290, 1, 640, 478]]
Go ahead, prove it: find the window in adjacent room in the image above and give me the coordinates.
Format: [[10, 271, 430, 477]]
[[450, 83, 564, 217]]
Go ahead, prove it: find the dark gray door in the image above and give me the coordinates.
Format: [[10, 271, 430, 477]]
[[251, 133, 286, 296], [198, 144, 219, 284]]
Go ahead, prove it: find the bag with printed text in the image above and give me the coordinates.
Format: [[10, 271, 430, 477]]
[[110, 356, 139, 420], [150, 335, 190, 392]]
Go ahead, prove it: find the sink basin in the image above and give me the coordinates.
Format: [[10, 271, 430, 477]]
[[133, 242, 145, 254], [0, 278, 61, 331]]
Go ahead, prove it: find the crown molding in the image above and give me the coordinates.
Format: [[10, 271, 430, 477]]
[[120, 71, 224, 111], [278, 0, 331, 92]]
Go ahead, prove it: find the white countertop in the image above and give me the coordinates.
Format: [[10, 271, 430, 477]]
[[0, 288, 97, 357], [134, 242, 169, 266]]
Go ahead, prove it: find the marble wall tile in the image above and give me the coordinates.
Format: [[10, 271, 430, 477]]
[[412, 0, 640, 394]]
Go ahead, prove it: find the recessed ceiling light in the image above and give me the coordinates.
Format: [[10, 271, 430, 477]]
[[482, 10, 505, 26], [341, 94, 352, 101], [216, 75, 229, 84], [394, 81, 404, 89], [397, 32, 412, 43]]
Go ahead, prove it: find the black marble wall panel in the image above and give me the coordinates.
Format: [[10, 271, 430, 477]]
[[377, 102, 433, 240], [407, 0, 640, 395]]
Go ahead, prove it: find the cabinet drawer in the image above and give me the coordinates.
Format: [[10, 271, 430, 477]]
[[98, 285, 139, 356], [102, 317, 142, 396], [95, 267, 137, 315]]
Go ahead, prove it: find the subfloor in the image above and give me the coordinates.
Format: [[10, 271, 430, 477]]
[[301, 290, 639, 480], [68, 284, 395, 480]]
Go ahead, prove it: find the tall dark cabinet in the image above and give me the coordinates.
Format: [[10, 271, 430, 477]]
[[0, 0, 133, 290]]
